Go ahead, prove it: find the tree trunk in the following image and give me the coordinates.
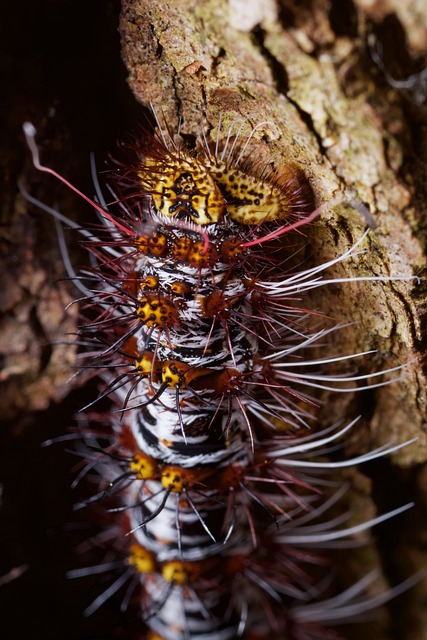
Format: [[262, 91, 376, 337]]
[[1, 1, 426, 639]]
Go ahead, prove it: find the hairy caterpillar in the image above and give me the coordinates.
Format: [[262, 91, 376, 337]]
[[23, 115, 417, 640]]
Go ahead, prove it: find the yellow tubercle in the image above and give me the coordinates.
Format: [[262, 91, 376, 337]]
[[136, 295, 178, 328], [134, 351, 154, 375], [130, 453, 158, 480], [161, 467, 192, 493], [161, 560, 200, 585], [128, 544, 156, 574], [170, 281, 191, 296], [140, 275, 159, 289], [136, 232, 168, 257], [171, 236, 192, 261]]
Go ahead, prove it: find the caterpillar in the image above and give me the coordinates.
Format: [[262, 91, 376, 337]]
[[23, 114, 417, 640]]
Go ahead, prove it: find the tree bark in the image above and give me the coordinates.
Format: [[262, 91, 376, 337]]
[[1, 1, 426, 639]]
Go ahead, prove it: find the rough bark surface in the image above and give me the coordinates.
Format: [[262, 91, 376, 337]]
[[1, 1, 426, 639]]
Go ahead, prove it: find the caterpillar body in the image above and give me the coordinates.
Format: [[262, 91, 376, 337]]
[[23, 118, 415, 640]]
